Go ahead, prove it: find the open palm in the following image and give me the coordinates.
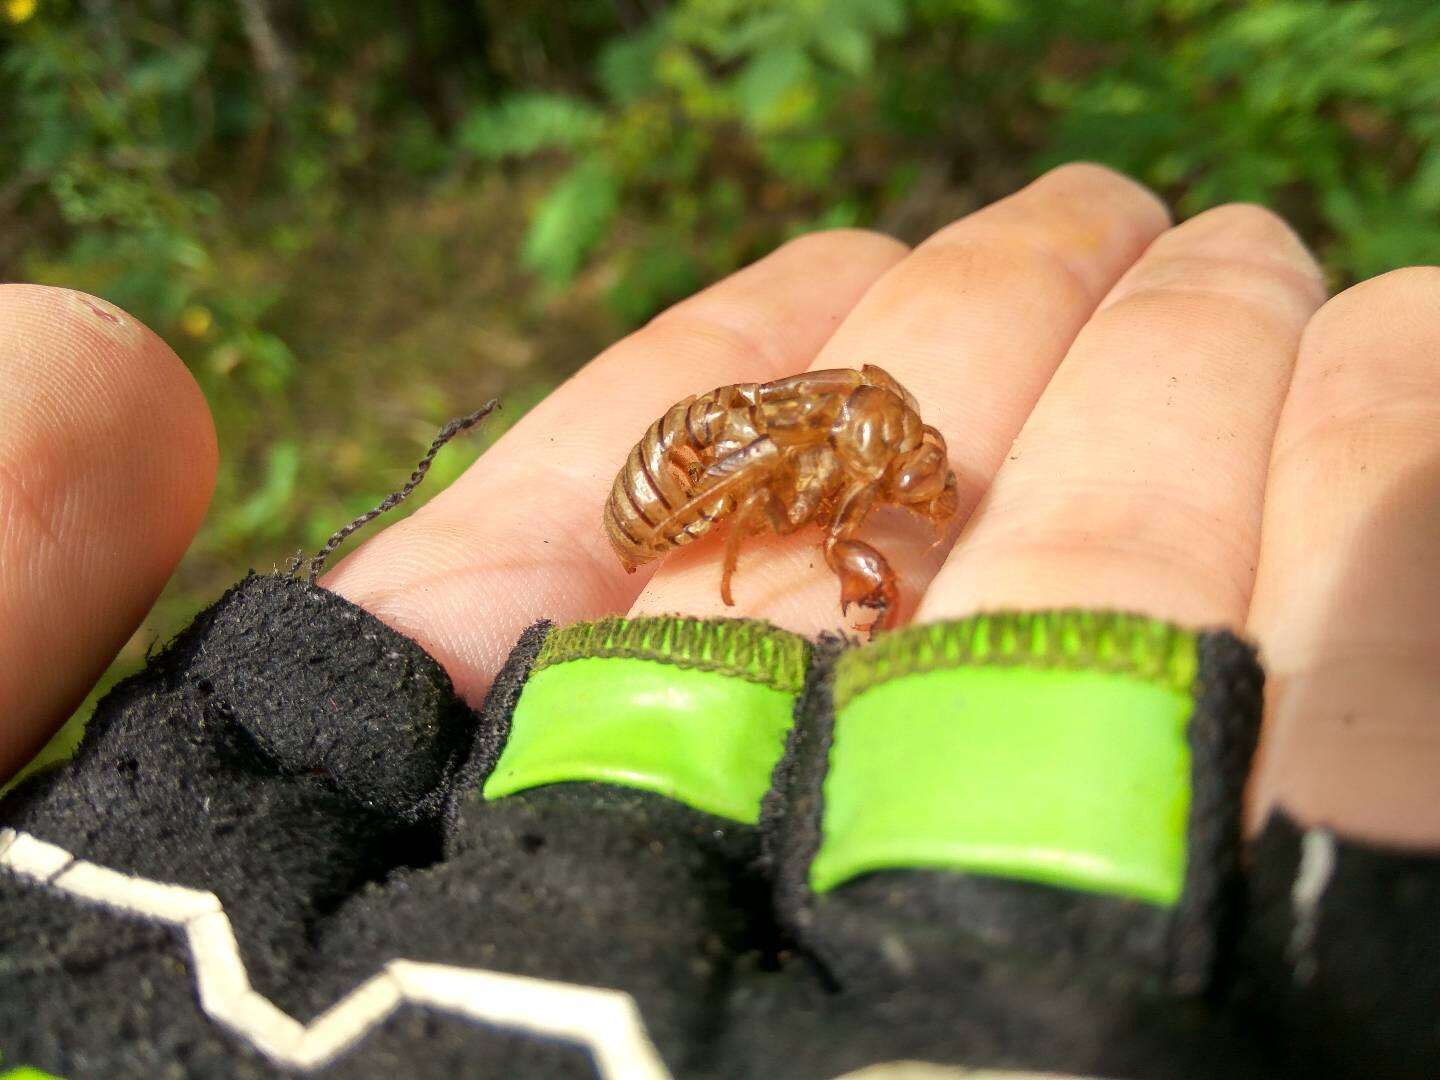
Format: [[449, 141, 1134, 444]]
[[3, 163, 1437, 852]]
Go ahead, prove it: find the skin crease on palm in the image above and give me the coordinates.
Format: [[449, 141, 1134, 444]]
[[3, 165, 1439, 850]]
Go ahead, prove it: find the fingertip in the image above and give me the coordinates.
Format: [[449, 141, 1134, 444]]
[[925, 161, 1172, 307], [1168, 202, 1325, 294], [0, 285, 218, 777], [1304, 264, 1440, 345], [778, 226, 910, 268], [1030, 161, 1173, 234], [0, 285, 219, 522]]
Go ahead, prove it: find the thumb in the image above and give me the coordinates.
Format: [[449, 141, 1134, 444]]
[[0, 286, 216, 780]]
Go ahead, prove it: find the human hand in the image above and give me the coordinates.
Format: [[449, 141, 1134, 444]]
[[5, 163, 1439, 1079], [326, 164, 1440, 849], [5, 163, 1439, 849]]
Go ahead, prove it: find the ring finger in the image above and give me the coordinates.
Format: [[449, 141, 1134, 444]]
[[915, 203, 1327, 629]]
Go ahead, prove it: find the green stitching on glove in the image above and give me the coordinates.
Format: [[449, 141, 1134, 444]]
[[532, 614, 810, 692], [485, 616, 809, 823], [812, 611, 1199, 906], [1, 1067, 64, 1079], [834, 609, 1197, 710]]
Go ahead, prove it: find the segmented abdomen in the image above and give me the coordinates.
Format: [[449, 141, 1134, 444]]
[[604, 384, 760, 570]]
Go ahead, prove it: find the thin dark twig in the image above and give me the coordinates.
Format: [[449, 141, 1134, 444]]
[[304, 400, 500, 583]]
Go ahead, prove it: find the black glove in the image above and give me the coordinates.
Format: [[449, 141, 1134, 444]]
[[5, 574, 1435, 1079]]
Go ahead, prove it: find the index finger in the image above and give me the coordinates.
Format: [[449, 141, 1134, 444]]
[[321, 230, 907, 704]]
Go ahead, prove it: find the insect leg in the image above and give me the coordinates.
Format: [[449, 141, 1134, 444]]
[[704, 435, 779, 480], [783, 444, 840, 532], [720, 488, 775, 606], [859, 363, 919, 411], [822, 482, 900, 631], [756, 368, 865, 400], [648, 436, 780, 548]]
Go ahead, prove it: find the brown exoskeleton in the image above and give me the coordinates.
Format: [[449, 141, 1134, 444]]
[[604, 364, 958, 630]]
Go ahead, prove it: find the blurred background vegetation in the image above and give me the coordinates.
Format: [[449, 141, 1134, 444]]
[[3, 0, 1440, 767]]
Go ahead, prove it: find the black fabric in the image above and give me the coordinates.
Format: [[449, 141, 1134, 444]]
[[766, 626, 1264, 997], [1235, 811, 1440, 1079], [1171, 629, 1265, 993], [0, 573, 1433, 1079], [0, 573, 474, 1074], [311, 783, 777, 1076], [709, 959, 1273, 1080], [447, 616, 550, 844], [0, 578, 778, 1078]]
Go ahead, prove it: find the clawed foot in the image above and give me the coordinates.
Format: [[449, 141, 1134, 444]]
[[826, 538, 900, 633]]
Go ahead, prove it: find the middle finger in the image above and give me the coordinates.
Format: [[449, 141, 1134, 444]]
[[630, 163, 1170, 632]]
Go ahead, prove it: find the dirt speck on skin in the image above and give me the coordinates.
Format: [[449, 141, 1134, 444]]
[[64, 290, 144, 353], [79, 296, 122, 324]]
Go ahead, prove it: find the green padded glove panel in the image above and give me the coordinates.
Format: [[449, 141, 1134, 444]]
[[484, 616, 809, 823], [813, 611, 1200, 905]]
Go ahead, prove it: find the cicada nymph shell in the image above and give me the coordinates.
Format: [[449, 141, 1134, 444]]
[[604, 365, 957, 630]]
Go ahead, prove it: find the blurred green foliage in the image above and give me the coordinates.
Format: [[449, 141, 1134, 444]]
[[455, 0, 1440, 301], [1, 0, 1438, 691]]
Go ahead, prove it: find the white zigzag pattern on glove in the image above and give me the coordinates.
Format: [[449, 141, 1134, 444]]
[[1, 826, 1104, 1080], [0, 827, 670, 1076]]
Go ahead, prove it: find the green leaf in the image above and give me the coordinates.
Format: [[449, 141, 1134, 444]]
[[239, 330, 296, 395], [734, 47, 817, 133], [598, 29, 663, 104], [762, 133, 844, 188], [607, 242, 703, 325], [220, 441, 300, 544], [521, 158, 620, 286], [457, 93, 604, 161], [1411, 146, 1440, 212], [816, 25, 873, 75], [126, 45, 206, 98], [859, 0, 908, 35]]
